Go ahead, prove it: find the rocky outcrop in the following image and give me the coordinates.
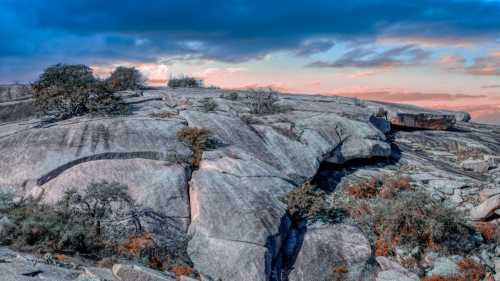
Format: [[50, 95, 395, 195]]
[[2, 87, 498, 280]]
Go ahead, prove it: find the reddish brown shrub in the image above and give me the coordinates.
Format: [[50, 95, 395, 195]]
[[329, 264, 348, 281], [122, 233, 155, 256], [474, 222, 498, 242], [345, 178, 380, 198], [458, 258, 485, 281], [171, 265, 194, 276], [374, 238, 392, 257], [379, 176, 411, 199], [421, 258, 485, 281]]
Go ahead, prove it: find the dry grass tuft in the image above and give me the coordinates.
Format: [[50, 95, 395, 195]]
[[474, 222, 498, 242], [177, 127, 213, 167], [329, 264, 349, 281]]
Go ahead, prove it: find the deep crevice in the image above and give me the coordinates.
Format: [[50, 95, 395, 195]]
[[269, 144, 401, 281]]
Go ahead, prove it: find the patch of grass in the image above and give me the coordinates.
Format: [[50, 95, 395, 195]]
[[176, 127, 213, 167]]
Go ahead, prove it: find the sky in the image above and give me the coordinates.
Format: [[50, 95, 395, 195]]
[[1, 0, 499, 123]]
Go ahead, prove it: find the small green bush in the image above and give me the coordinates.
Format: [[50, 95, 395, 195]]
[[32, 64, 127, 119], [168, 76, 202, 88], [106, 66, 144, 92]]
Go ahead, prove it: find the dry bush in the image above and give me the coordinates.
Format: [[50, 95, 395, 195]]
[[106, 66, 144, 92], [329, 264, 348, 281], [122, 233, 155, 256], [345, 178, 381, 198], [458, 258, 485, 281], [286, 182, 326, 221], [474, 222, 498, 242], [170, 265, 194, 276], [421, 258, 485, 281], [345, 176, 411, 199], [246, 88, 288, 115], [149, 111, 178, 118], [374, 238, 392, 257], [285, 182, 346, 223], [199, 97, 217, 112], [32, 64, 126, 119], [168, 76, 202, 88], [177, 127, 213, 167], [371, 191, 471, 254]]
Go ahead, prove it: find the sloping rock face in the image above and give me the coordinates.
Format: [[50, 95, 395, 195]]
[[287, 223, 372, 281], [1, 87, 494, 280]]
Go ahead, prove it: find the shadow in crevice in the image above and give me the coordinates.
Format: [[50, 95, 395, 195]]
[[312, 152, 400, 194]]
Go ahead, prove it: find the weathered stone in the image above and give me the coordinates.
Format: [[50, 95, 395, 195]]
[[428, 179, 467, 195], [426, 256, 461, 277], [112, 264, 175, 281], [376, 270, 419, 281], [461, 159, 491, 173], [471, 195, 500, 220], [376, 256, 419, 280], [288, 224, 372, 281]]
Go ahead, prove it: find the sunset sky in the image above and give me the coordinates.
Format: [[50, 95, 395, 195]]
[[1, 0, 499, 123]]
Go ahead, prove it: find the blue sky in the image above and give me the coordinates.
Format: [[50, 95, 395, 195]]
[[1, 0, 499, 121]]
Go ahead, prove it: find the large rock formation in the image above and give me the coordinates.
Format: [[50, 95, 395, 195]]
[[0, 87, 498, 281]]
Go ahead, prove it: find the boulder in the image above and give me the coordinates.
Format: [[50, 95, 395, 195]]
[[470, 195, 500, 221], [389, 112, 456, 130], [112, 264, 175, 281], [288, 224, 372, 281]]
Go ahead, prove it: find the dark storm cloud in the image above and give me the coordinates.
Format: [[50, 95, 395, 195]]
[[1, 0, 500, 81], [307, 44, 431, 68]]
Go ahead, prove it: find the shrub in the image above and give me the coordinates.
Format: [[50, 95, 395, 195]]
[[106, 66, 144, 92], [177, 127, 213, 167], [199, 97, 217, 112], [371, 191, 472, 254], [474, 222, 498, 242], [345, 176, 411, 199], [61, 181, 133, 238], [285, 182, 346, 223], [329, 264, 348, 281], [32, 64, 126, 119], [0, 182, 135, 254], [168, 76, 202, 88], [246, 88, 287, 115]]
